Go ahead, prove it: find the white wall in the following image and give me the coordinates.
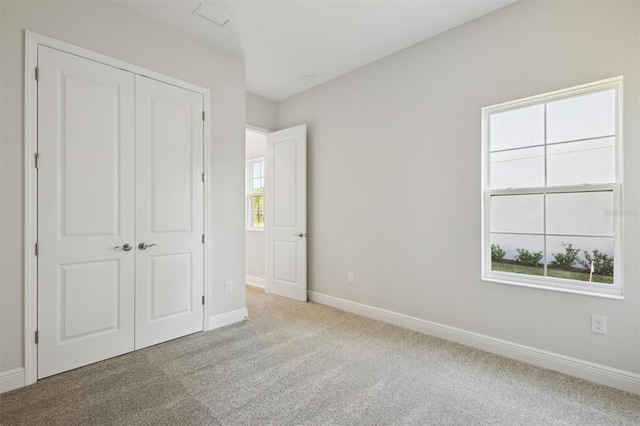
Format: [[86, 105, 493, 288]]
[[247, 92, 278, 131], [278, 0, 640, 375], [0, 1, 246, 374]]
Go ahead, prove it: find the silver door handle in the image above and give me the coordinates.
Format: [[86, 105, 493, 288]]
[[138, 242, 158, 250], [293, 233, 307, 238], [114, 243, 133, 252]]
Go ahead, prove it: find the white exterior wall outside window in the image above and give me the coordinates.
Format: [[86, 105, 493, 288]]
[[481, 77, 623, 298], [247, 158, 265, 230]]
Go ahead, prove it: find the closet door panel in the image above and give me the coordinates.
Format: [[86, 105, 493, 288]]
[[134, 76, 204, 349], [37, 46, 136, 379]]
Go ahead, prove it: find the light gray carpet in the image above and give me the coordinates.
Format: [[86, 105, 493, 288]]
[[1, 286, 639, 425]]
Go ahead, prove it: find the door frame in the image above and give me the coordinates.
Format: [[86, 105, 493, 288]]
[[23, 31, 212, 386]]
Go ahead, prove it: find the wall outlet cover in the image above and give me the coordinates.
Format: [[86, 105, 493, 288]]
[[591, 315, 607, 335]]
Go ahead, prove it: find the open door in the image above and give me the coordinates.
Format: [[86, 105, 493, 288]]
[[265, 125, 307, 301]]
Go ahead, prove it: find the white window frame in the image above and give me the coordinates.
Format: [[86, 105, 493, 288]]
[[481, 76, 623, 299], [246, 157, 265, 231]]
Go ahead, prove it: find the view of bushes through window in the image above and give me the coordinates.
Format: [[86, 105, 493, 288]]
[[248, 158, 265, 228], [491, 243, 614, 284], [251, 193, 265, 227]]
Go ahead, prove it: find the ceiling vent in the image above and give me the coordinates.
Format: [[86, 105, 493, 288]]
[[193, 3, 230, 27]]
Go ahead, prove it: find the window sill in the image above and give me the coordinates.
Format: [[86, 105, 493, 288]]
[[482, 272, 623, 300], [246, 228, 265, 232]]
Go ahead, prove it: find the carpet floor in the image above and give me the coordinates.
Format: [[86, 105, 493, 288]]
[[1, 286, 639, 425]]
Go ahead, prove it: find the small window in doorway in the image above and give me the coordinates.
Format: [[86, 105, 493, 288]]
[[247, 158, 265, 230]]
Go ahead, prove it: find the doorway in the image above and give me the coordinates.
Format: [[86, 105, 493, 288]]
[[245, 125, 308, 301], [245, 128, 268, 291]]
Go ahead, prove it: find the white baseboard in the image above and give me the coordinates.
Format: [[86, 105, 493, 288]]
[[246, 275, 265, 288], [208, 308, 248, 330], [308, 291, 640, 395], [0, 368, 25, 393]]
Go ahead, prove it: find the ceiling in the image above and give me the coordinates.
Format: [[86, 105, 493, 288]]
[[115, 0, 518, 101]]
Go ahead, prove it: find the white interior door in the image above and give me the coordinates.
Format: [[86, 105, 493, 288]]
[[266, 125, 307, 301], [37, 46, 136, 378], [134, 76, 205, 349]]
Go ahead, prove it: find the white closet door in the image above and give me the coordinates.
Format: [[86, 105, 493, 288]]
[[134, 76, 205, 349], [37, 46, 136, 379]]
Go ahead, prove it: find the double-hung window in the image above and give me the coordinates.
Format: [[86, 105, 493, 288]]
[[247, 158, 265, 230], [482, 77, 623, 297]]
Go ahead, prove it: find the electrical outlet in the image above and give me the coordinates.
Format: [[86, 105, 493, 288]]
[[347, 272, 355, 284], [591, 315, 607, 335], [225, 281, 233, 294]]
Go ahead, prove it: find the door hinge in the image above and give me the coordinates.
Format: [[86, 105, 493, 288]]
[[202, 111, 205, 121], [202, 295, 205, 305], [35, 67, 39, 81], [35, 243, 39, 256], [34, 153, 40, 169], [201, 234, 205, 244], [35, 330, 39, 344], [202, 172, 204, 183]]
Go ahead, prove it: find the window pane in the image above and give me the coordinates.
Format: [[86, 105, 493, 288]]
[[546, 192, 613, 237], [546, 236, 614, 284], [251, 195, 264, 227], [490, 147, 544, 189], [547, 137, 615, 186], [252, 161, 263, 178], [251, 177, 264, 193], [490, 234, 544, 275], [547, 90, 616, 143], [490, 105, 544, 152], [491, 194, 543, 234]]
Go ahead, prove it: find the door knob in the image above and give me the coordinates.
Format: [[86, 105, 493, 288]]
[[138, 242, 158, 250], [293, 233, 306, 238], [114, 243, 132, 252]]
